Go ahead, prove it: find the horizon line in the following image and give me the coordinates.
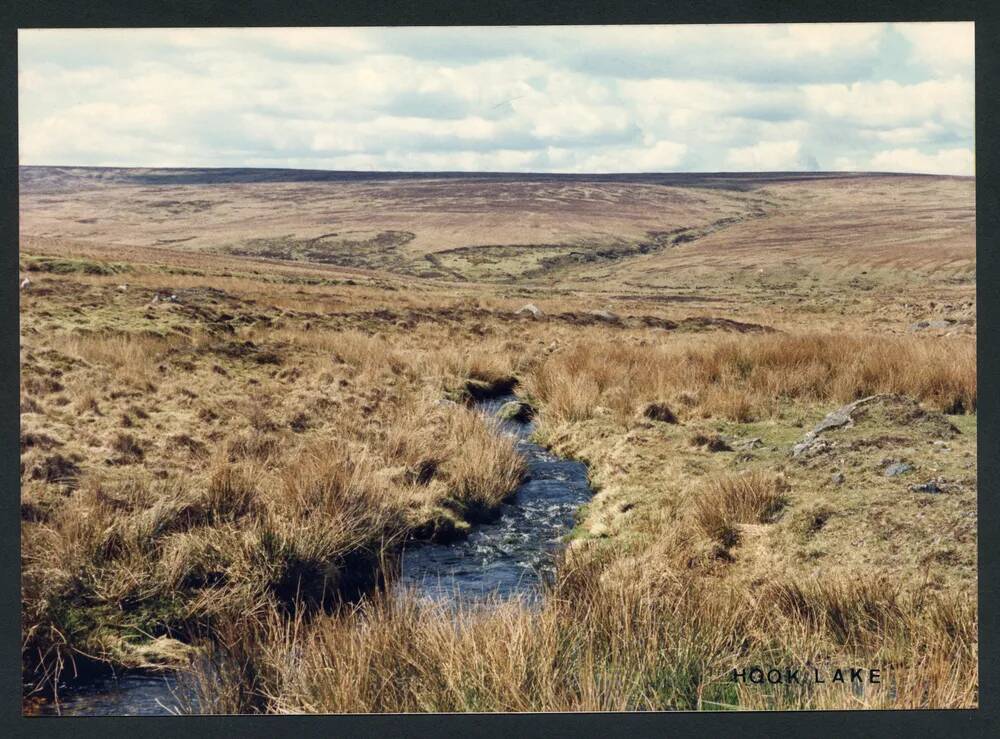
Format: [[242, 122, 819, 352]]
[[17, 164, 974, 179]]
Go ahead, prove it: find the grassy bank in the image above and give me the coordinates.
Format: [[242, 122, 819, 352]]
[[21, 272, 530, 690], [188, 547, 975, 712], [185, 325, 977, 712], [21, 244, 977, 710]]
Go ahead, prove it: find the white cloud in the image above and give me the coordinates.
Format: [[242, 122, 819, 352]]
[[17, 24, 975, 173], [572, 140, 687, 172], [869, 147, 974, 176], [860, 122, 947, 146], [894, 22, 974, 76], [802, 78, 973, 129], [725, 141, 804, 171]]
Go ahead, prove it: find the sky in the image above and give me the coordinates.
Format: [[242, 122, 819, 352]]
[[18, 23, 975, 175]]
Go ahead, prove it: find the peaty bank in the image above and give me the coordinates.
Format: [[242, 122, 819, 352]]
[[733, 666, 882, 686]]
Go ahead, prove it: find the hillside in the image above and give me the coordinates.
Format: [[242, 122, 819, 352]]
[[19, 167, 974, 290]]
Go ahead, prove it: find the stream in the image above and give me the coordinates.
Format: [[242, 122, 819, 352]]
[[399, 394, 591, 604], [27, 393, 593, 716]]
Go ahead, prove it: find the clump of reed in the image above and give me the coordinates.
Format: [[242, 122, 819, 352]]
[[523, 332, 976, 424]]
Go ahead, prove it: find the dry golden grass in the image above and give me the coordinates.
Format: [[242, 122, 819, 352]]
[[20, 293, 528, 693], [524, 332, 976, 425], [186, 554, 976, 713], [19, 174, 977, 712], [694, 472, 788, 547]]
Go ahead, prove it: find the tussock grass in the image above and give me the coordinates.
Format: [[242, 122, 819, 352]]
[[187, 554, 976, 713], [60, 331, 189, 389], [694, 472, 789, 547], [22, 364, 523, 682], [21, 238, 976, 711], [524, 333, 976, 424]]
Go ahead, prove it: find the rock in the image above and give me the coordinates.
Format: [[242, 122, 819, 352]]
[[885, 462, 913, 477], [641, 402, 678, 424], [733, 437, 763, 451], [589, 309, 621, 323], [19, 277, 30, 290], [791, 394, 893, 457], [515, 303, 543, 319], [117, 284, 128, 292], [497, 400, 534, 423], [831, 471, 845, 485], [909, 319, 954, 332], [911, 480, 942, 494]]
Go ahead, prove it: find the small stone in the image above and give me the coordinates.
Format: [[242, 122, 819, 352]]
[[831, 471, 845, 485], [515, 303, 543, 319], [910, 319, 954, 332], [885, 462, 914, 477], [911, 481, 942, 494]]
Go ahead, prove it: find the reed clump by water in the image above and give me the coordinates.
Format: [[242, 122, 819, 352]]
[[186, 550, 976, 712], [21, 322, 526, 694], [523, 333, 976, 424]]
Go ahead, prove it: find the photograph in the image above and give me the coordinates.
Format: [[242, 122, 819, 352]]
[[17, 22, 977, 715]]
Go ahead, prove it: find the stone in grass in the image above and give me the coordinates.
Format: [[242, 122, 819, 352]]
[[515, 303, 543, 320], [911, 480, 943, 494], [909, 319, 954, 332], [884, 462, 914, 477], [641, 402, 678, 424], [831, 471, 845, 485], [497, 400, 534, 423]]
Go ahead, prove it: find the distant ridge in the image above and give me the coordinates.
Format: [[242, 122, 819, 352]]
[[18, 165, 968, 193]]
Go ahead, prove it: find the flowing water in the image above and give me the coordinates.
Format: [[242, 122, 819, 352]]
[[398, 394, 592, 604], [27, 394, 593, 716], [26, 671, 188, 717]]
